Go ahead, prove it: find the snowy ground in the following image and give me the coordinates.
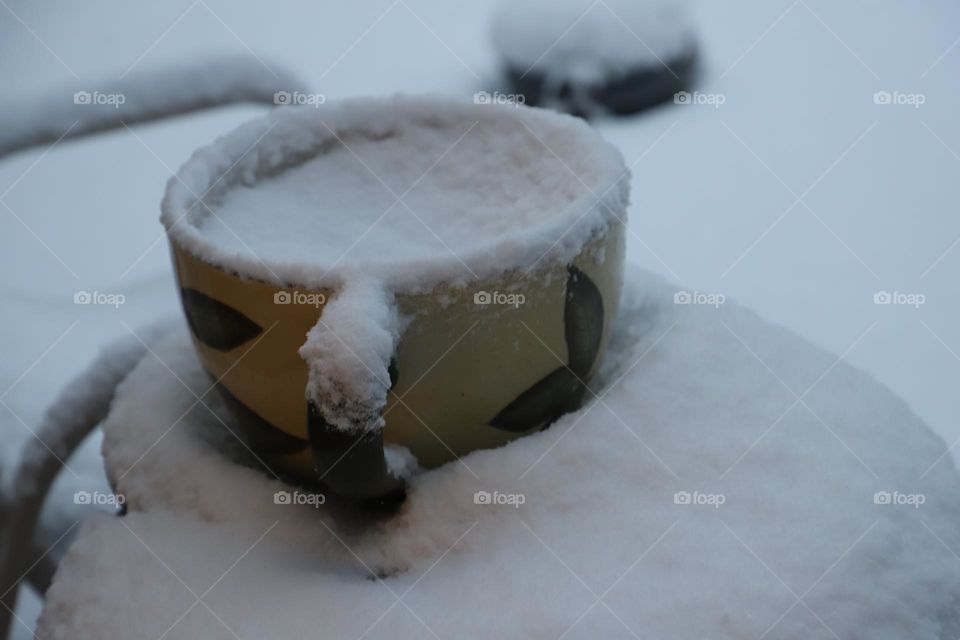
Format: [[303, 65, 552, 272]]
[[1, 0, 959, 635]]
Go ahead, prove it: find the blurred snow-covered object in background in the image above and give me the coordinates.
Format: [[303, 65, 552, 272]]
[[0, 54, 306, 158], [491, 0, 697, 115]]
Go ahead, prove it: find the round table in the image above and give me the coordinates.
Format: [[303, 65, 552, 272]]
[[36, 266, 960, 639]]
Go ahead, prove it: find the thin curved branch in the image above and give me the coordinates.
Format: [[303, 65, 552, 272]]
[[0, 54, 308, 158], [0, 324, 169, 640]]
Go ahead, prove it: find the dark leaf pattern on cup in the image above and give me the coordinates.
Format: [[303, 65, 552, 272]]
[[180, 287, 263, 351], [490, 266, 603, 433], [489, 367, 585, 432], [564, 265, 604, 376]]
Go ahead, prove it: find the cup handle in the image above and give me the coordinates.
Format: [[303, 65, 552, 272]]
[[300, 278, 407, 502]]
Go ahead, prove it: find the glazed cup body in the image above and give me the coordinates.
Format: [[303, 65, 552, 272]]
[[171, 224, 624, 491]]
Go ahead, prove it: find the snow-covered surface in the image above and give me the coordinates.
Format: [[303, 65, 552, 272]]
[[2, 0, 959, 636], [36, 266, 960, 639], [166, 96, 628, 290], [300, 278, 402, 433], [492, 0, 696, 84]]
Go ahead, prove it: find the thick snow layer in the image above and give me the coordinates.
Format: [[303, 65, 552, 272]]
[[37, 267, 960, 639], [204, 103, 604, 268], [162, 95, 629, 291], [491, 0, 696, 84], [299, 278, 402, 433]]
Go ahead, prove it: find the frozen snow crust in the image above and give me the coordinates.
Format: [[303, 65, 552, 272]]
[[161, 94, 629, 292], [38, 267, 960, 639]]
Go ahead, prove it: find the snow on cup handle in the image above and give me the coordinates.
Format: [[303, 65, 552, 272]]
[[299, 278, 408, 501], [170, 244, 413, 504]]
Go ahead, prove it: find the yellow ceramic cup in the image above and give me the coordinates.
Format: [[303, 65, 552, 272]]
[[162, 95, 629, 500]]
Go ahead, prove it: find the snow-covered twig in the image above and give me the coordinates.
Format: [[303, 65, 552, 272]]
[[0, 324, 168, 640], [0, 55, 307, 158]]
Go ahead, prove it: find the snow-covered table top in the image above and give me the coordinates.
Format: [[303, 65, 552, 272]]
[[36, 267, 960, 639]]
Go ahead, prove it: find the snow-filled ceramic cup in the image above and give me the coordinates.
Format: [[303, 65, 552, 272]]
[[162, 95, 628, 501]]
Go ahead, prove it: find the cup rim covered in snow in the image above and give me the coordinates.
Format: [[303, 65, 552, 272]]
[[161, 93, 628, 291]]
